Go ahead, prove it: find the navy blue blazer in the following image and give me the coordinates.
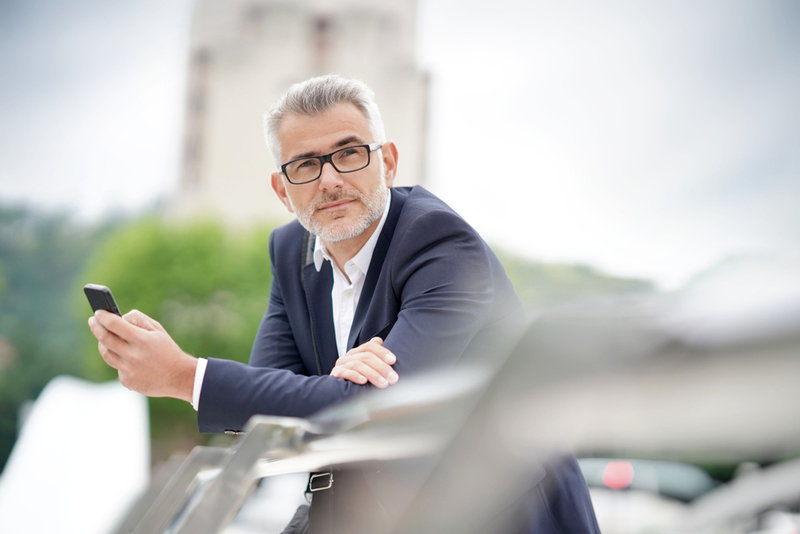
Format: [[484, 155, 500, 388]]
[[197, 186, 522, 433]]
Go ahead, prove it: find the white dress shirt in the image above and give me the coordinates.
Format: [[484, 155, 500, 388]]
[[191, 195, 391, 411]]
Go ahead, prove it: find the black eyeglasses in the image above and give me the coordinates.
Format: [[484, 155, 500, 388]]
[[281, 143, 383, 185]]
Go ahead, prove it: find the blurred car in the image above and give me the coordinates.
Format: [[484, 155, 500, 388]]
[[577, 458, 720, 534]]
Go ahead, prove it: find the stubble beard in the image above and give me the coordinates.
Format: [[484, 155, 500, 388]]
[[289, 175, 389, 243]]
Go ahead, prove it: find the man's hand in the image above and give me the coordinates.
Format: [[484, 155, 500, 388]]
[[330, 337, 399, 388], [88, 309, 197, 403]]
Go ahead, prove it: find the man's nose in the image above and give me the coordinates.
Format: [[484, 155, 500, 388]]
[[317, 160, 344, 190]]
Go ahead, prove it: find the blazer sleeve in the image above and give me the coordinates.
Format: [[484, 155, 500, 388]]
[[197, 359, 367, 433], [380, 207, 518, 376]]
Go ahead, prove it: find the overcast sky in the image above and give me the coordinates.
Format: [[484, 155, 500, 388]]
[[1, 0, 799, 290]]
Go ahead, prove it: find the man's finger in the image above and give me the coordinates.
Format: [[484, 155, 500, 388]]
[[367, 338, 397, 364], [123, 309, 155, 331], [346, 337, 383, 353], [89, 315, 130, 356], [331, 368, 368, 385], [98, 342, 123, 370], [331, 356, 396, 387], [346, 340, 396, 365], [348, 361, 391, 388], [94, 309, 146, 343], [123, 309, 166, 333], [335, 352, 398, 384]]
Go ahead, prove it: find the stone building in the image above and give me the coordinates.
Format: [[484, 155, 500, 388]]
[[170, 0, 429, 226]]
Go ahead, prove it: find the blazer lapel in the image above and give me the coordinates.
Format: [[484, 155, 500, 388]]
[[301, 232, 337, 374], [347, 189, 406, 350]]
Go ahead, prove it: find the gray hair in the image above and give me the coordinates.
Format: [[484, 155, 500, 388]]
[[264, 74, 386, 167]]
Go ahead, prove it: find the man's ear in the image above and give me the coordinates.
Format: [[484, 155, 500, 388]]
[[381, 141, 399, 188], [271, 172, 294, 213]]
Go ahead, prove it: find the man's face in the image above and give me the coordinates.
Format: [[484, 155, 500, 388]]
[[271, 103, 397, 244]]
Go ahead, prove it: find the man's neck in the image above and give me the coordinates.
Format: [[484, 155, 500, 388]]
[[322, 217, 381, 275]]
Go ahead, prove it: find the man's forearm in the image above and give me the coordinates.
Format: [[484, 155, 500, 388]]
[[197, 357, 368, 433]]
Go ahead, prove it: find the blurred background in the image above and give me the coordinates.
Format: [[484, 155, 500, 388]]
[[0, 0, 799, 532]]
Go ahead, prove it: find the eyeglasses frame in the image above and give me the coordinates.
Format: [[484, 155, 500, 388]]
[[280, 142, 384, 185]]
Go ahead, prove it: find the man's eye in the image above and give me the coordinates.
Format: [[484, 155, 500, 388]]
[[297, 159, 318, 169], [339, 148, 359, 158]]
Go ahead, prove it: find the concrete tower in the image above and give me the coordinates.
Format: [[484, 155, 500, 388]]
[[170, 0, 429, 226]]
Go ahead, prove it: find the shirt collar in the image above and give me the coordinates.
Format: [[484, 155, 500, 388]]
[[313, 192, 392, 272]]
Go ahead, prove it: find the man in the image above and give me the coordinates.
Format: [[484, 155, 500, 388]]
[[89, 75, 598, 532]]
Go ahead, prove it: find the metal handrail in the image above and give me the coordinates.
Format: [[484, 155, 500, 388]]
[[111, 299, 800, 534], [112, 366, 487, 534]]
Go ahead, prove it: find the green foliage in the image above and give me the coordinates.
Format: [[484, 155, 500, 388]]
[[496, 250, 654, 311], [0, 205, 100, 471], [0, 260, 6, 299], [77, 217, 276, 460]]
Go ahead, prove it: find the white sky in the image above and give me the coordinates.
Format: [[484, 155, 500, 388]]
[[1, 0, 798, 290]]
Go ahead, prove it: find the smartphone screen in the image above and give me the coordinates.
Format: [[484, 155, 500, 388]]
[[84, 284, 122, 316]]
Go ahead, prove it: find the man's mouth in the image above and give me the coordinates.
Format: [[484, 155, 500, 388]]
[[318, 198, 353, 211], [313, 191, 362, 212]]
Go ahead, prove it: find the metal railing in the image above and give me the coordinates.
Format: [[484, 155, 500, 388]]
[[111, 292, 800, 534]]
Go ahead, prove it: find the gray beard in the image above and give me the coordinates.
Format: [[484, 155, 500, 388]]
[[290, 183, 389, 243]]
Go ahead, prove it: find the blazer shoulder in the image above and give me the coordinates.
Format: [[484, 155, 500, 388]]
[[396, 186, 475, 234], [271, 218, 306, 243], [269, 219, 308, 267]]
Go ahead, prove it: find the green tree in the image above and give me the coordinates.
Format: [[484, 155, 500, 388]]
[[77, 217, 276, 461], [0, 206, 99, 471]]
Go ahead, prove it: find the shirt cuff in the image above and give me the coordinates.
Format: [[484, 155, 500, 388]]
[[192, 357, 208, 411]]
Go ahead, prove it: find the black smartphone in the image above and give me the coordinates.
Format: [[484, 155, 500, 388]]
[[84, 284, 122, 316]]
